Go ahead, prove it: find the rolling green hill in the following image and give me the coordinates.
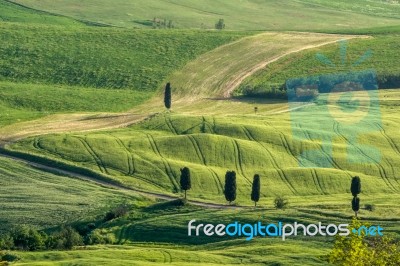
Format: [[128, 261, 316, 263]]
[[6, 89, 400, 205], [0, 0, 83, 26], [0, 156, 147, 232], [237, 34, 400, 97], [9, 0, 400, 31], [0, 23, 250, 127], [1, 1, 400, 265]]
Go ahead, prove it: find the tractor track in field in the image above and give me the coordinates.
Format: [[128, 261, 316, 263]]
[[374, 124, 400, 186], [165, 115, 178, 135], [297, 123, 343, 171], [232, 139, 252, 185], [76, 136, 109, 174], [241, 125, 298, 195], [113, 136, 136, 175], [186, 135, 223, 193], [146, 134, 180, 191], [111, 134, 173, 190], [0, 150, 247, 209], [333, 121, 399, 192], [377, 123, 400, 157], [162, 250, 172, 263], [264, 121, 304, 167], [310, 168, 326, 195]]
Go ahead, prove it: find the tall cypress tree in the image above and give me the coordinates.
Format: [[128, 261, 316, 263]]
[[352, 197, 360, 218], [351, 176, 361, 197], [224, 171, 236, 204], [180, 167, 191, 199], [251, 174, 261, 207], [164, 82, 172, 110], [350, 176, 361, 217]]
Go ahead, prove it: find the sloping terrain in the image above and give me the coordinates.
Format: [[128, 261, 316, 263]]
[[10, 0, 400, 30]]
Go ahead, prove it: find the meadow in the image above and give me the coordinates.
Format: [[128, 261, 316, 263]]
[[10, 0, 400, 31], [0, 156, 149, 233], [1, 1, 400, 265], [0, 21, 250, 127], [0, 0, 84, 26], [6, 90, 400, 206], [237, 34, 400, 97]]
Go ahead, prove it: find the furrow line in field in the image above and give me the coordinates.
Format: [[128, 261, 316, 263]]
[[75, 137, 108, 174], [333, 121, 398, 192], [298, 123, 343, 171], [311, 168, 326, 195], [165, 115, 178, 135], [242, 126, 298, 194], [187, 135, 223, 193], [377, 123, 400, 157], [146, 134, 179, 191], [113, 136, 135, 175], [232, 139, 252, 185]]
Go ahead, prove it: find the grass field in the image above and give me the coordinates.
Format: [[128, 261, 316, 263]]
[[10, 0, 400, 31], [166, 32, 358, 99], [0, 156, 149, 233], [1, 1, 400, 265], [0, 0, 84, 26], [0, 22, 250, 129], [0, 81, 152, 127], [6, 90, 400, 207], [10, 198, 400, 265], [237, 34, 400, 97], [0, 23, 249, 91]]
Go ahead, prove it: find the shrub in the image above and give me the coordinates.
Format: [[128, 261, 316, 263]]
[[48, 226, 83, 250], [365, 204, 376, 212], [86, 230, 114, 245], [1, 252, 20, 262], [9, 225, 45, 251], [274, 196, 288, 209], [104, 203, 131, 221]]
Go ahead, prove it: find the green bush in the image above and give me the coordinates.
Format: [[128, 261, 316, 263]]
[[365, 204, 376, 212], [9, 225, 45, 251], [104, 203, 131, 222], [274, 196, 289, 209], [0, 252, 20, 262]]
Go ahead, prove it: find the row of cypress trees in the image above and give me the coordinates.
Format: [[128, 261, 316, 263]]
[[180, 167, 261, 206]]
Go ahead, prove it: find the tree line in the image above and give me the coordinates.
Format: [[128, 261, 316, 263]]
[[180, 166, 263, 207]]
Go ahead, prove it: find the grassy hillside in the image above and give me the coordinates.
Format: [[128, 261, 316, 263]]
[[10, 0, 400, 31], [0, 0, 84, 26], [0, 23, 249, 90], [12, 199, 400, 265], [6, 90, 400, 205], [0, 156, 147, 232], [0, 23, 250, 128], [166, 32, 355, 99], [0, 81, 152, 127], [237, 34, 400, 97]]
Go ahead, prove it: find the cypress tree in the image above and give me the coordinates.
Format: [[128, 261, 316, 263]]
[[164, 82, 172, 110], [251, 174, 261, 207], [180, 167, 191, 199], [350, 176, 361, 217], [351, 176, 361, 197], [224, 171, 236, 204], [352, 197, 360, 218]]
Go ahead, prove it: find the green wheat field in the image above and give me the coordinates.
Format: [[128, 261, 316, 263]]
[[0, 0, 399, 265]]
